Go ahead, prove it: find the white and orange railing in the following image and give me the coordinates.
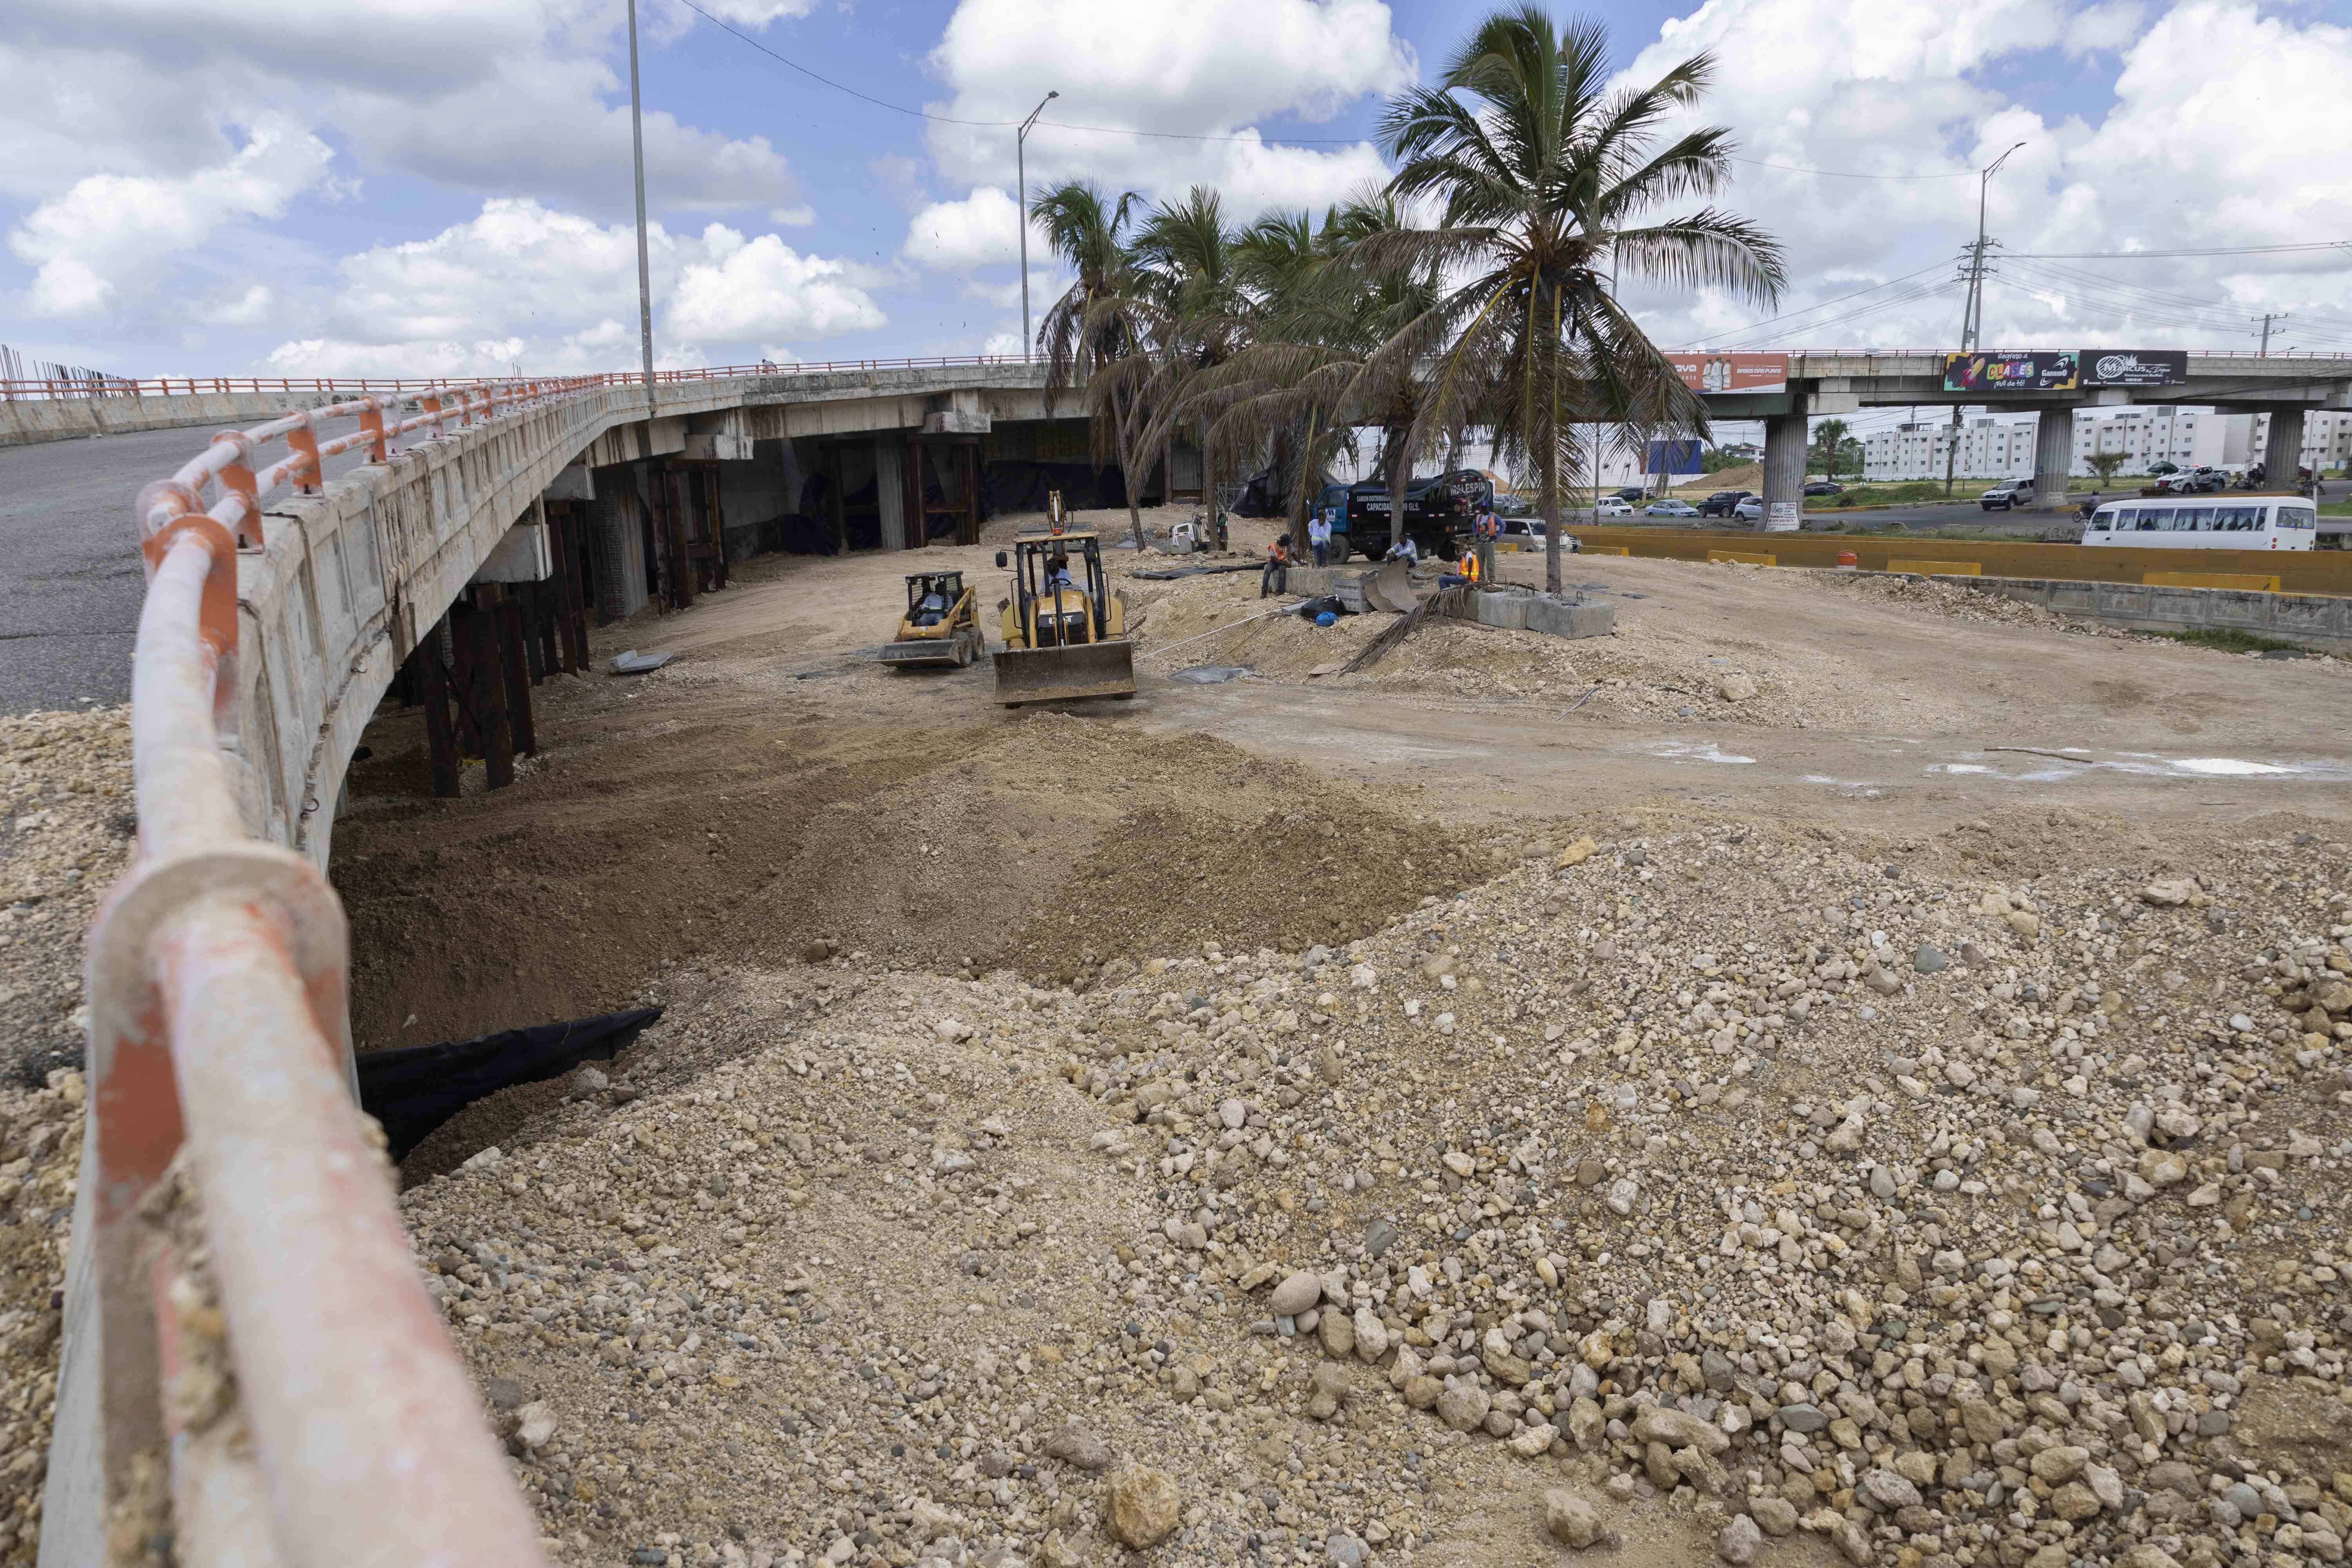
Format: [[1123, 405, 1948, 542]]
[[69, 379, 600, 1566], [0, 354, 1041, 402]]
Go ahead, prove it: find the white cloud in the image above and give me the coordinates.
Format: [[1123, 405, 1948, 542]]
[[922, 0, 1410, 216], [8, 117, 336, 318], [201, 284, 276, 327], [0, 0, 801, 219], [903, 187, 1036, 271], [263, 197, 880, 374], [670, 226, 887, 340]]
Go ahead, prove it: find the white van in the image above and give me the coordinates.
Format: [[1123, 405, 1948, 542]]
[[2082, 495, 2318, 550]]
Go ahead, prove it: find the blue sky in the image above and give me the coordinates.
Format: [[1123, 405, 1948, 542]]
[[2, 0, 2347, 391]]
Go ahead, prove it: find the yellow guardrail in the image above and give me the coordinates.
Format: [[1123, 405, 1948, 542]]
[[1581, 545, 1630, 555], [2142, 571, 2281, 593], [1707, 549, 1776, 566], [1889, 559, 1982, 576], [1565, 526, 2352, 597]]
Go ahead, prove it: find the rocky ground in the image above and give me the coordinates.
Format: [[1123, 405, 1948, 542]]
[[394, 801, 2352, 1568], [7, 534, 2352, 1568]]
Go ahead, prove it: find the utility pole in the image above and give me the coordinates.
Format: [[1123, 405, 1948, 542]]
[[2256, 312, 2288, 356], [626, 0, 657, 448], [1944, 141, 2026, 497], [1016, 91, 1058, 362]]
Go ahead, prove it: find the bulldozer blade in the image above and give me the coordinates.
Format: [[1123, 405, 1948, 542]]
[[993, 641, 1137, 705], [1360, 561, 1418, 613], [877, 641, 960, 668]]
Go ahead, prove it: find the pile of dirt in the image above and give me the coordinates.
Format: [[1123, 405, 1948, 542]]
[[1668, 462, 1760, 493]]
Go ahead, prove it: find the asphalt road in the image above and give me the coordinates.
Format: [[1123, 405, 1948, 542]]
[[0, 426, 368, 715]]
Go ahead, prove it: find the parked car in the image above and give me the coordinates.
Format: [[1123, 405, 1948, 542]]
[[2148, 460, 2180, 476], [1979, 477, 2036, 511], [1594, 498, 1636, 518], [1610, 486, 1649, 504], [1731, 495, 1764, 522], [1802, 480, 1844, 496], [1698, 489, 1752, 517], [1644, 499, 1700, 518], [2156, 466, 2228, 494]]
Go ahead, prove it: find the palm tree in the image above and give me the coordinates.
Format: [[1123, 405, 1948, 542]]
[[1363, 4, 1786, 590], [1129, 188, 1250, 530], [1198, 192, 1441, 556], [1033, 180, 1160, 546]]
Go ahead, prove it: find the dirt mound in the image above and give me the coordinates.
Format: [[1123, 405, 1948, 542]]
[[1000, 793, 1504, 982], [1669, 463, 1760, 493]]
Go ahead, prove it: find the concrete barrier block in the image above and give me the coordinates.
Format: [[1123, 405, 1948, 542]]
[[1525, 593, 1615, 639], [1473, 589, 1528, 629], [2200, 589, 2275, 628], [2273, 594, 2348, 637]]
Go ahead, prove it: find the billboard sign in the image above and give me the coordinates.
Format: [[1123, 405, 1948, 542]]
[[2082, 349, 2188, 387], [1646, 438, 1703, 477], [1942, 350, 2079, 393], [1669, 352, 1789, 395]]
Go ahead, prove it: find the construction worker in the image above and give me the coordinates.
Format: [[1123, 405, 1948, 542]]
[[1307, 509, 1332, 567], [1261, 534, 1292, 597], [1458, 546, 1481, 583], [1472, 501, 1500, 583], [1383, 534, 1419, 565]]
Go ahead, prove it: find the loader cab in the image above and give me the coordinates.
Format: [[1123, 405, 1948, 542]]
[[998, 528, 1111, 646], [904, 571, 965, 628]]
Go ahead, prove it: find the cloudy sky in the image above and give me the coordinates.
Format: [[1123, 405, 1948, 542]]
[[2, 0, 2348, 393]]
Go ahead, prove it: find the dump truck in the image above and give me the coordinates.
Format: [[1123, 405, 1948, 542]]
[[876, 570, 983, 668], [993, 518, 1136, 706]]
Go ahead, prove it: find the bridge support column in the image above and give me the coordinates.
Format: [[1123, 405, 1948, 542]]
[[2263, 407, 2306, 491], [2033, 408, 2077, 508], [1760, 403, 1806, 532]]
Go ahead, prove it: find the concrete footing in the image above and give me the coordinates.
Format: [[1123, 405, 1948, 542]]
[[1905, 572, 2352, 652]]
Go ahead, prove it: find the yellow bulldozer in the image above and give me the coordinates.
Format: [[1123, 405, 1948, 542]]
[[877, 570, 984, 668], [993, 514, 1136, 706]]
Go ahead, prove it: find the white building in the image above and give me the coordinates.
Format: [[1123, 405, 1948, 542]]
[[1860, 406, 2352, 482], [2250, 410, 2352, 475], [2072, 406, 2230, 472], [1862, 417, 2039, 481]]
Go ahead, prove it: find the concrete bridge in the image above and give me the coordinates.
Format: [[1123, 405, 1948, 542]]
[[1723, 350, 2352, 526]]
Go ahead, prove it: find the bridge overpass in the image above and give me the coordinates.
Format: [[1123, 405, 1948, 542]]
[[28, 340, 2352, 1563], [1683, 350, 2352, 526]]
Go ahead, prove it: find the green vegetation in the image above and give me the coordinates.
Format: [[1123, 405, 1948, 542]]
[[1807, 419, 1864, 483], [1034, 4, 1787, 591], [2160, 627, 2309, 655]]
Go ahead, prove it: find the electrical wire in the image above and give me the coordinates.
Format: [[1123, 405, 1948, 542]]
[[1667, 263, 1951, 347], [2006, 240, 2352, 260]]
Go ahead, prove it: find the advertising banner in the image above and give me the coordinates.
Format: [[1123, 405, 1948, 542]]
[[1669, 352, 1789, 395], [2081, 349, 2188, 387], [1942, 351, 2079, 393], [1646, 438, 1703, 476]]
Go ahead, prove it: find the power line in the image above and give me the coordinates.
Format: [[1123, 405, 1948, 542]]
[[2006, 240, 2352, 260], [1723, 156, 1972, 181], [1668, 262, 1950, 347], [668, 5, 2136, 176]]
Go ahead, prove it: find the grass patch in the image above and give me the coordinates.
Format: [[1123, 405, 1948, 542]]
[[2160, 627, 2308, 655]]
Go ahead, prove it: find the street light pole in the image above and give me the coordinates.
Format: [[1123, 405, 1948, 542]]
[[626, 0, 657, 441], [1017, 91, 1058, 362], [1944, 140, 2026, 497]]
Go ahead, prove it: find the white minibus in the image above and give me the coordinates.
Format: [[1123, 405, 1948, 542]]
[[2083, 495, 2318, 550]]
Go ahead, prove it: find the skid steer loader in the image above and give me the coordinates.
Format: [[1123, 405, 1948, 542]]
[[877, 570, 983, 669], [993, 509, 1136, 706]]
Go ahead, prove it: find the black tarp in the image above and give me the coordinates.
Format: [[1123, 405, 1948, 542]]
[[357, 1007, 662, 1160], [981, 461, 1155, 515]]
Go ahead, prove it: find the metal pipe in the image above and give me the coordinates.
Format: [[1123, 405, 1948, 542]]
[[157, 902, 549, 1568], [131, 537, 243, 857]]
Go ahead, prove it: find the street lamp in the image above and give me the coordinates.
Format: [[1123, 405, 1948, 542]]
[[626, 0, 657, 443], [1943, 139, 2026, 497], [1017, 91, 1057, 362]]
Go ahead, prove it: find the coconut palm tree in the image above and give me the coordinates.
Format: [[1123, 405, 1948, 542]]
[[1129, 188, 1250, 530], [1033, 180, 1162, 546], [1363, 4, 1786, 590], [1196, 192, 1441, 557]]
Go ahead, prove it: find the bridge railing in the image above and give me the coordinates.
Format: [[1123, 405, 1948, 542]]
[[67, 378, 604, 1566], [0, 354, 1034, 402]]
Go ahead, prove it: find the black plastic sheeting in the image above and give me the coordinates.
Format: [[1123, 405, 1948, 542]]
[[356, 1007, 662, 1161], [982, 461, 1156, 515]]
